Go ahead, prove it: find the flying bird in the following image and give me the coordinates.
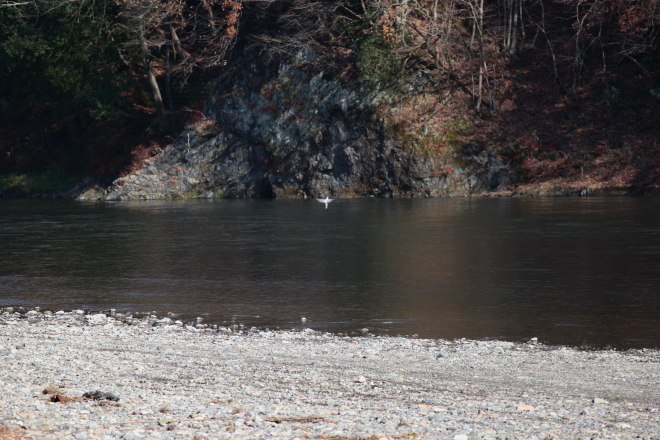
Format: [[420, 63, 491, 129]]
[[315, 197, 335, 209]]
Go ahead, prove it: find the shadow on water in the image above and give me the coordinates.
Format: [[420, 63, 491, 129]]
[[1, 197, 659, 349]]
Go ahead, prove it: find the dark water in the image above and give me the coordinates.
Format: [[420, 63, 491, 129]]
[[1, 197, 659, 348]]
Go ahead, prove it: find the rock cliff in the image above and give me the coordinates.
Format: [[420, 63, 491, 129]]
[[81, 51, 515, 201]]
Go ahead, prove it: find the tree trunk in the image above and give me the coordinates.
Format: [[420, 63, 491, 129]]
[[145, 58, 167, 127], [200, 0, 217, 32], [170, 26, 184, 60], [503, 0, 521, 60], [165, 46, 176, 131], [477, 60, 483, 111], [476, 0, 484, 111], [140, 21, 166, 127], [473, 0, 495, 112]]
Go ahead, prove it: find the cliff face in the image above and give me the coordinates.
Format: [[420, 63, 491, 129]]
[[5, 0, 659, 199], [83, 51, 514, 201]]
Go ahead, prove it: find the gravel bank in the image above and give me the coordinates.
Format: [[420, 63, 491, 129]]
[[1, 308, 659, 440]]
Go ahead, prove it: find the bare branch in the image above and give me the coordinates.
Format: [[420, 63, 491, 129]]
[[0, 1, 35, 8]]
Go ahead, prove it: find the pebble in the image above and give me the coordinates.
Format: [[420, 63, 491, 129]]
[[0, 307, 659, 440]]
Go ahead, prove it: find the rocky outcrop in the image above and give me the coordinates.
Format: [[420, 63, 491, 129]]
[[81, 51, 515, 201]]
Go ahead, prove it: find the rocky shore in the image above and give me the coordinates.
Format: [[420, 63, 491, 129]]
[[76, 51, 514, 202], [1, 308, 659, 440]]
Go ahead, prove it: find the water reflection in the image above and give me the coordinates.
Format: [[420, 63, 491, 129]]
[[1, 197, 659, 348]]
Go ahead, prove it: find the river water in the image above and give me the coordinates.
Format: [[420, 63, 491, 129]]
[[1, 197, 659, 348]]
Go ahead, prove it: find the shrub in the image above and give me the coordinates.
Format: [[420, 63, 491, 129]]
[[356, 32, 407, 92]]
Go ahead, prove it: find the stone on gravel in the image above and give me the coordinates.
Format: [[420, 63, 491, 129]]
[[82, 391, 119, 402]]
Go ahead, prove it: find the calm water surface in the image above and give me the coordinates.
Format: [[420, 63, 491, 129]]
[[1, 197, 659, 348]]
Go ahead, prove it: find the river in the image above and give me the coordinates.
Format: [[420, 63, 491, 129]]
[[1, 197, 659, 348]]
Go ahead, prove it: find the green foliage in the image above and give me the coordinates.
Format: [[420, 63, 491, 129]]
[[388, 117, 478, 161], [0, 168, 78, 194], [515, 69, 527, 80], [445, 118, 475, 137], [435, 118, 478, 159], [0, 0, 130, 120], [356, 32, 407, 91]]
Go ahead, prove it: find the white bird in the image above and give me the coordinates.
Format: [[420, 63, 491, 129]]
[[315, 197, 335, 209]]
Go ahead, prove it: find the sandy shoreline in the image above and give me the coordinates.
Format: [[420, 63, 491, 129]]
[[1, 308, 659, 440]]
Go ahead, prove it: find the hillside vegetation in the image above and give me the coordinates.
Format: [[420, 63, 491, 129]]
[[1, 0, 659, 196]]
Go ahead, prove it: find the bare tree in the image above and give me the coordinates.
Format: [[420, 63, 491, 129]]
[[459, 0, 495, 112], [251, 0, 339, 59], [119, 0, 242, 128], [501, 0, 525, 60]]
